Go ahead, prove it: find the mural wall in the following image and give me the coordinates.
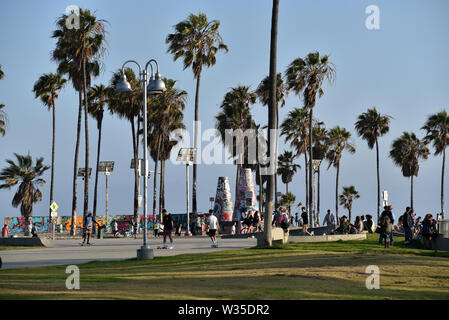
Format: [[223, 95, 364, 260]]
[[233, 167, 258, 221], [4, 214, 188, 233], [213, 176, 234, 222]]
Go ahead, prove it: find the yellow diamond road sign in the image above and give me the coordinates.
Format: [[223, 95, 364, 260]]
[[50, 201, 59, 212]]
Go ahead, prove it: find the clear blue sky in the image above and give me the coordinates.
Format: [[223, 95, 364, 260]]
[[1, 0, 449, 223]]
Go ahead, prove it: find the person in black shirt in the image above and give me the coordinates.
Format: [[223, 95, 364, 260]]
[[162, 209, 174, 249], [301, 207, 311, 235], [379, 205, 395, 246]]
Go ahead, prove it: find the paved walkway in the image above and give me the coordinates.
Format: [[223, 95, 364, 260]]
[[0, 237, 257, 270]]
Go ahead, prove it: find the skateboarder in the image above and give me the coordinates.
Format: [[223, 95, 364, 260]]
[[81, 213, 99, 246]]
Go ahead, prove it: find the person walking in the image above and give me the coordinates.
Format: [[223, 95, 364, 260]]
[[253, 211, 261, 232], [2, 224, 8, 238], [112, 220, 119, 238], [161, 209, 174, 249], [81, 213, 99, 246], [402, 207, 413, 245], [207, 209, 221, 248], [323, 209, 336, 233], [301, 207, 312, 235]]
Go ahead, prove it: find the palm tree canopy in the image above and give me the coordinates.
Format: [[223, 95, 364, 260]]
[[390, 132, 429, 177], [255, 73, 287, 107], [215, 85, 256, 164], [280, 192, 296, 208], [87, 84, 112, 128], [280, 107, 310, 156], [52, 8, 107, 91], [0, 153, 49, 217], [33, 73, 67, 109], [326, 126, 356, 169], [166, 12, 228, 79], [422, 110, 449, 155], [355, 107, 391, 149], [339, 185, 360, 210], [147, 78, 187, 162], [108, 68, 142, 121], [0, 104, 7, 136], [284, 51, 335, 108], [277, 150, 300, 185]]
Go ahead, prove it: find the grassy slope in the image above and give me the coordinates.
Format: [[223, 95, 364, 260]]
[[0, 234, 448, 300]]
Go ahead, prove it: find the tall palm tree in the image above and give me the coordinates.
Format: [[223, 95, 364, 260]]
[[0, 154, 50, 233], [109, 68, 142, 226], [32, 73, 67, 217], [312, 123, 328, 221], [355, 107, 391, 221], [422, 110, 449, 218], [277, 150, 300, 194], [326, 126, 356, 221], [216, 85, 257, 206], [285, 52, 335, 219], [0, 65, 6, 136], [87, 84, 111, 229], [167, 12, 228, 215], [339, 186, 360, 222], [281, 107, 310, 214], [255, 72, 287, 207], [390, 132, 429, 209], [52, 8, 106, 233], [264, 0, 279, 246], [147, 78, 187, 218]]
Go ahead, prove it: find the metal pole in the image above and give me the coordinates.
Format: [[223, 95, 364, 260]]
[[186, 163, 190, 236], [143, 69, 149, 248]]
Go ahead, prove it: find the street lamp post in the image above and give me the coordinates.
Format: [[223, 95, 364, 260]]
[[98, 161, 114, 231], [116, 59, 166, 260], [177, 148, 196, 237]]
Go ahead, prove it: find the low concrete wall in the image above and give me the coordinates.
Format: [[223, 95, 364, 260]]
[[436, 235, 449, 251], [288, 233, 366, 243], [0, 237, 52, 247], [256, 228, 288, 246]]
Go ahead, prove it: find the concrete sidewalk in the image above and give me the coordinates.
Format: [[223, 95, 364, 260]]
[[0, 237, 257, 270]]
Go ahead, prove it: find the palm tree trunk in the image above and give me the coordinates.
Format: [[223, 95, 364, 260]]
[[49, 96, 56, 218], [410, 175, 414, 209], [160, 159, 166, 212], [308, 107, 313, 227], [317, 166, 321, 222], [348, 208, 352, 223], [71, 91, 83, 236], [153, 136, 161, 220], [193, 74, 201, 215], [336, 164, 340, 222], [131, 118, 139, 224], [92, 115, 103, 234], [376, 138, 381, 222], [274, 109, 279, 208], [235, 163, 241, 218], [304, 152, 309, 218], [82, 57, 89, 218], [441, 147, 446, 217], [264, 0, 279, 247]]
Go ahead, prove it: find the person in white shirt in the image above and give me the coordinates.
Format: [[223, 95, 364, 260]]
[[207, 209, 221, 248]]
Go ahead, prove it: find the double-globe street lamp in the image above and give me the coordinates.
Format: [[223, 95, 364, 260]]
[[115, 59, 166, 260]]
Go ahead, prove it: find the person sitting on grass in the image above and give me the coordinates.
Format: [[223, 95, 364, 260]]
[[353, 216, 363, 233], [336, 216, 350, 234], [364, 214, 375, 233], [422, 214, 438, 250]]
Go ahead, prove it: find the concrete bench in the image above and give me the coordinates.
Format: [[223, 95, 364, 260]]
[[0, 237, 52, 247], [256, 227, 288, 246]]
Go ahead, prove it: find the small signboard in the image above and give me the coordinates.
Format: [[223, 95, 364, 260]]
[[50, 201, 59, 212]]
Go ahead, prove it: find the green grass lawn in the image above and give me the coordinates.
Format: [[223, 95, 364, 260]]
[[1, 234, 448, 300]]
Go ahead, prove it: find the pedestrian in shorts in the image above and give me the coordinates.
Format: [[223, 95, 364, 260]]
[[207, 209, 221, 248], [162, 209, 174, 249]]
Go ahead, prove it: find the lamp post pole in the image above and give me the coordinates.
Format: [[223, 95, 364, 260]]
[[116, 59, 166, 260]]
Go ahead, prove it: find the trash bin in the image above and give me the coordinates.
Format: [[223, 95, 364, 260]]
[[97, 226, 105, 239]]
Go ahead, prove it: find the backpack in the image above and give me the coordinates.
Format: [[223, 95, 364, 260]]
[[280, 213, 290, 229], [380, 215, 392, 233]]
